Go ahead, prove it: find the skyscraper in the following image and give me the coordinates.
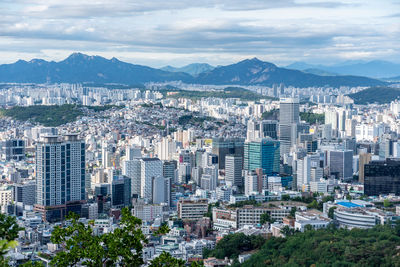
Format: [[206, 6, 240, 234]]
[[122, 158, 141, 196], [212, 137, 244, 169], [244, 138, 280, 175], [247, 120, 278, 141], [34, 134, 85, 222], [328, 150, 353, 181], [225, 155, 243, 187], [279, 98, 300, 156], [140, 158, 163, 200]]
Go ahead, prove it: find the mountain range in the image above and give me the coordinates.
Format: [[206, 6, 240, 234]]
[[160, 63, 214, 76], [0, 53, 387, 87], [286, 60, 400, 79]]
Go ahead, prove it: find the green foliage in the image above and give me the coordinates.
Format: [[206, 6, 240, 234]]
[[281, 194, 291, 201], [166, 87, 276, 101], [85, 105, 123, 112], [383, 199, 393, 208], [328, 207, 337, 219], [300, 112, 325, 124], [260, 213, 275, 224], [228, 199, 259, 208], [348, 86, 400, 104], [0, 214, 24, 264], [203, 233, 266, 260], [261, 109, 279, 120], [289, 207, 297, 218], [281, 226, 295, 237], [0, 104, 83, 127], [237, 224, 400, 267], [50, 208, 178, 267], [149, 251, 185, 267]]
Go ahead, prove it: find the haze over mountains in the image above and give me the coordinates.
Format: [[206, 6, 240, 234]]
[[0, 53, 387, 87], [286, 60, 400, 79], [160, 63, 214, 76]]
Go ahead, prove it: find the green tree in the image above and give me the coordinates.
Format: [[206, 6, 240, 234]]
[[281, 226, 295, 237], [50, 208, 176, 267], [281, 195, 291, 201], [149, 252, 185, 267], [328, 207, 337, 219], [289, 207, 297, 218], [307, 200, 319, 210], [260, 213, 275, 225], [0, 214, 24, 265], [384, 199, 393, 208]]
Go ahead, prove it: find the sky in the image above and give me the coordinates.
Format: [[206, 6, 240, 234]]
[[0, 0, 399, 67]]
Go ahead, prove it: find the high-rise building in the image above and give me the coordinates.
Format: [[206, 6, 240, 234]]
[[1, 139, 25, 161], [122, 159, 141, 196], [279, 97, 300, 156], [111, 176, 131, 208], [140, 158, 163, 200], [212, 138, 244, 169], [244, 138, 280, 175], [13, 182, 36, 206], [225, 155, 243, 187], [328, 150, 353, 181], [163, 160, 177, 183], [359, 153, 372, 183], [297, 153, 322, 189], [364, 159, 400, 196], [279, 98, 299, 124], [201, 164, 218, 191], [34, 135, 86, 222], [247, 120, 278, 141]]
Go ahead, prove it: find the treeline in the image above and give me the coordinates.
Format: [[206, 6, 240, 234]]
[[300, 112, 325, 124], [0, 104, 83, 127], [203, 233, 266, 260], [204, 223, 400, 266], [236, 224, 400, 266], [166, 87, 275, 101], [0, 104, 120, 127]]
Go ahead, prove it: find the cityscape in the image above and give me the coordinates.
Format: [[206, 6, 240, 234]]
[[1, 1, 400, 266]]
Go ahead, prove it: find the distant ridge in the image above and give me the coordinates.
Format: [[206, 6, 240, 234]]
[[0, 53, 387, 87], [160, 63, 214, 76], [286, 60, 400, 78]]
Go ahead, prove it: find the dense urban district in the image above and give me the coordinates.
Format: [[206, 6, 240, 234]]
[[1, 80, 400, 266]]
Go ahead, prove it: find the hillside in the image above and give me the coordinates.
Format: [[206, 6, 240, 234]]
[[0, 53, 387, 88], [0, 53, 193, 84], [0, 104, 117, 126], [165, 87, 276, 101], [235, 225, 400, 267], [160, 63, 214, 76], [195, 58, 386, 87], [347, 87, 400, 104], [287, 60, 400, 79]]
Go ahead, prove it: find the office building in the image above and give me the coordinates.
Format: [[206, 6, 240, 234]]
[[177, 199, 208, 220], [359, 153, 372, 183], [13, 182, 36, 206], [225, 155, 243, 187], [328, 150, 353, 181], [244, 138, 280, 175], [279, 98, 299, 156], [111, 176, 131, 208], [247, 120, 278, 141], [140, 158, 163, 200], [1, 139, 25, 161], [364, 159, 400, 196], [122, 158, 141, 196], [212, 138, 244, 169]]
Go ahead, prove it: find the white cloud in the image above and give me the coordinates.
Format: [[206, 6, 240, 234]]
[[0, 0, 398, 66]]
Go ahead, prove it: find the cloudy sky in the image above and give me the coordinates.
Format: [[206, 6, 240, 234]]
[[0, 0, 399, 67]]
